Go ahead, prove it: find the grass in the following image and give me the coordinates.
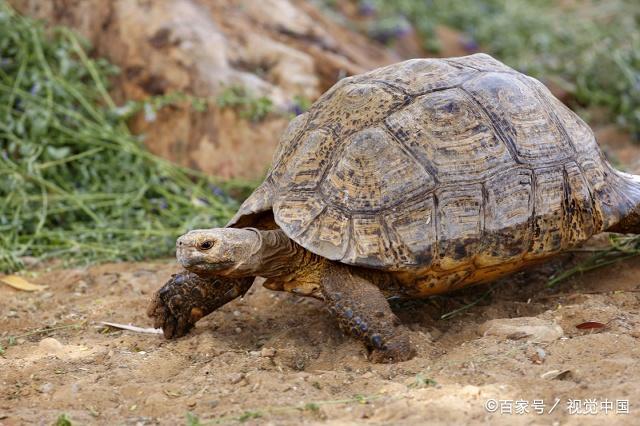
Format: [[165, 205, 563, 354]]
[[548, 234, 640, 286], [184, 394, 381, 425], [54, 414, 73, 426], [0, 2, 251, 273], [359, 0, 640, 139], [216, 86, 274, 122], [408, 373, 438, 389]]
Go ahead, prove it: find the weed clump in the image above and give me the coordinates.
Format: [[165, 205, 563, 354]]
[[217, 86, 274, 122], [0, 2, 243, 272]]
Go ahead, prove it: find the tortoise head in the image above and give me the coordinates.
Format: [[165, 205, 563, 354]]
[[176, 228, 262, 277]]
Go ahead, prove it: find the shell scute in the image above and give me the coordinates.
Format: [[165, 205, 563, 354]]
[[476, 168, 533, 267], [435, 185, 483, 270], [320, 127, 435, 212], [463, 73, 574, 165], [526, 167, 565, 259], [384, 197, 437, 267], [363, 57, 475, 94], [385, 88, 514, 183], [307, 82, 406, 137]]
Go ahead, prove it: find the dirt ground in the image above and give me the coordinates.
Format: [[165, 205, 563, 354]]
[[1, 248, 639, 425], [2, 132, 640, 426]]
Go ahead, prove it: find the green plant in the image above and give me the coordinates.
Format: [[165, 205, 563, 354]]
[[409, 373, 438, 389], [185, 412, 203, 426], [238, 411, 263, 422], [216, 86, 273, 121], [291, 94, 312, 115], [54, 414, 72, 426], [548, 234, 640, 286], [0, 2, 245, 272], [362, 0, 640, 137]]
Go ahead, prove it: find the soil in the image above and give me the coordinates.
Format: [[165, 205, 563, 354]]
[[1, 246, 639, 426]]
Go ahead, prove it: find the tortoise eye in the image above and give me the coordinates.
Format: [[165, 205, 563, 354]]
[[198, 240, 214, 250]]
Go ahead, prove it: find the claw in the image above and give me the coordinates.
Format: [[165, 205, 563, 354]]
[[147, 271, 253, 341], [369, 334, 415, 363]]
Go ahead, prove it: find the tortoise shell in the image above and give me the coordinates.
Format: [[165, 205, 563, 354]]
[[228, 53, 639, 294]]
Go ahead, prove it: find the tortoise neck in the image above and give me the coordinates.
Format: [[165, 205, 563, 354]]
[[239, 229, 310, 278]]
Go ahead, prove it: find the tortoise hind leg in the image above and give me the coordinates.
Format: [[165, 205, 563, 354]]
[[607, 207, 640, 234], [606, 174, 640, 234], [320, 263, 416, 363]]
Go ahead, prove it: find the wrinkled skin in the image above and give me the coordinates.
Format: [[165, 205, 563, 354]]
[[164, 228, 416, 363], [147, 271, 253, 339]]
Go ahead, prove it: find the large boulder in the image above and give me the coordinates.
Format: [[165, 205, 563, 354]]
[[10, 0, 399, 179]]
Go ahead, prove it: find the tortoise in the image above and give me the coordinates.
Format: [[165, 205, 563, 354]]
[[148, 53, 640, 363]]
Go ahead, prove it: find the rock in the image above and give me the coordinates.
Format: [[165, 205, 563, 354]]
[[39, 383, 54, 394], [479, 317, 564, 342], [144, 392, 170, 414], [460, 385, 480, 397], [9, 0, 399, 179], [260, 347, 276, 358], [38, 337, 64, 354], [228, 373, 245, 385]]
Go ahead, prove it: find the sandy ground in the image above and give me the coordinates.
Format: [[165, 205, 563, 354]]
[[1, 250, 639, 425]]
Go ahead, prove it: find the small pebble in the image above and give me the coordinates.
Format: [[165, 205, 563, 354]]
[[228, 373, 245, 385], [260, 347, 276, 358], [76, 280, 88, 293], [39, 383, 54, 393], [480, 317, 564, 342], [39, 337, 63, 353], [235, 327, 242, 334]]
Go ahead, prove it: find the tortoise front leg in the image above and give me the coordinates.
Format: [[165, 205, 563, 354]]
[[321, 264, 416, 363], [147, 271, 254, 339]]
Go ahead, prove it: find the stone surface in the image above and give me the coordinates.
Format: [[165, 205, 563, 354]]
[[10, 0, 399, 179], [38, 337, 64, 354], [479, 317, 564, 342]]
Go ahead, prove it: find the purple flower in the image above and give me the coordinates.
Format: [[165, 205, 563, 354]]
[[291, 104, 304, 116], [358, 1, 377, 17], [208, 184, 225, 197], [30, 82, 41, 95], [151, 198, 168, 210], [461, 37, 479, 53], [393, 23, 413, 39]]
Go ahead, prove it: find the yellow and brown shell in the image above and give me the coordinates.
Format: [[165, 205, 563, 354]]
[[228, 53, 640, 295]]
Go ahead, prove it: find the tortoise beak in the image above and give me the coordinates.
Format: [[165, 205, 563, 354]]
[[178, 253, 236, 275]]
